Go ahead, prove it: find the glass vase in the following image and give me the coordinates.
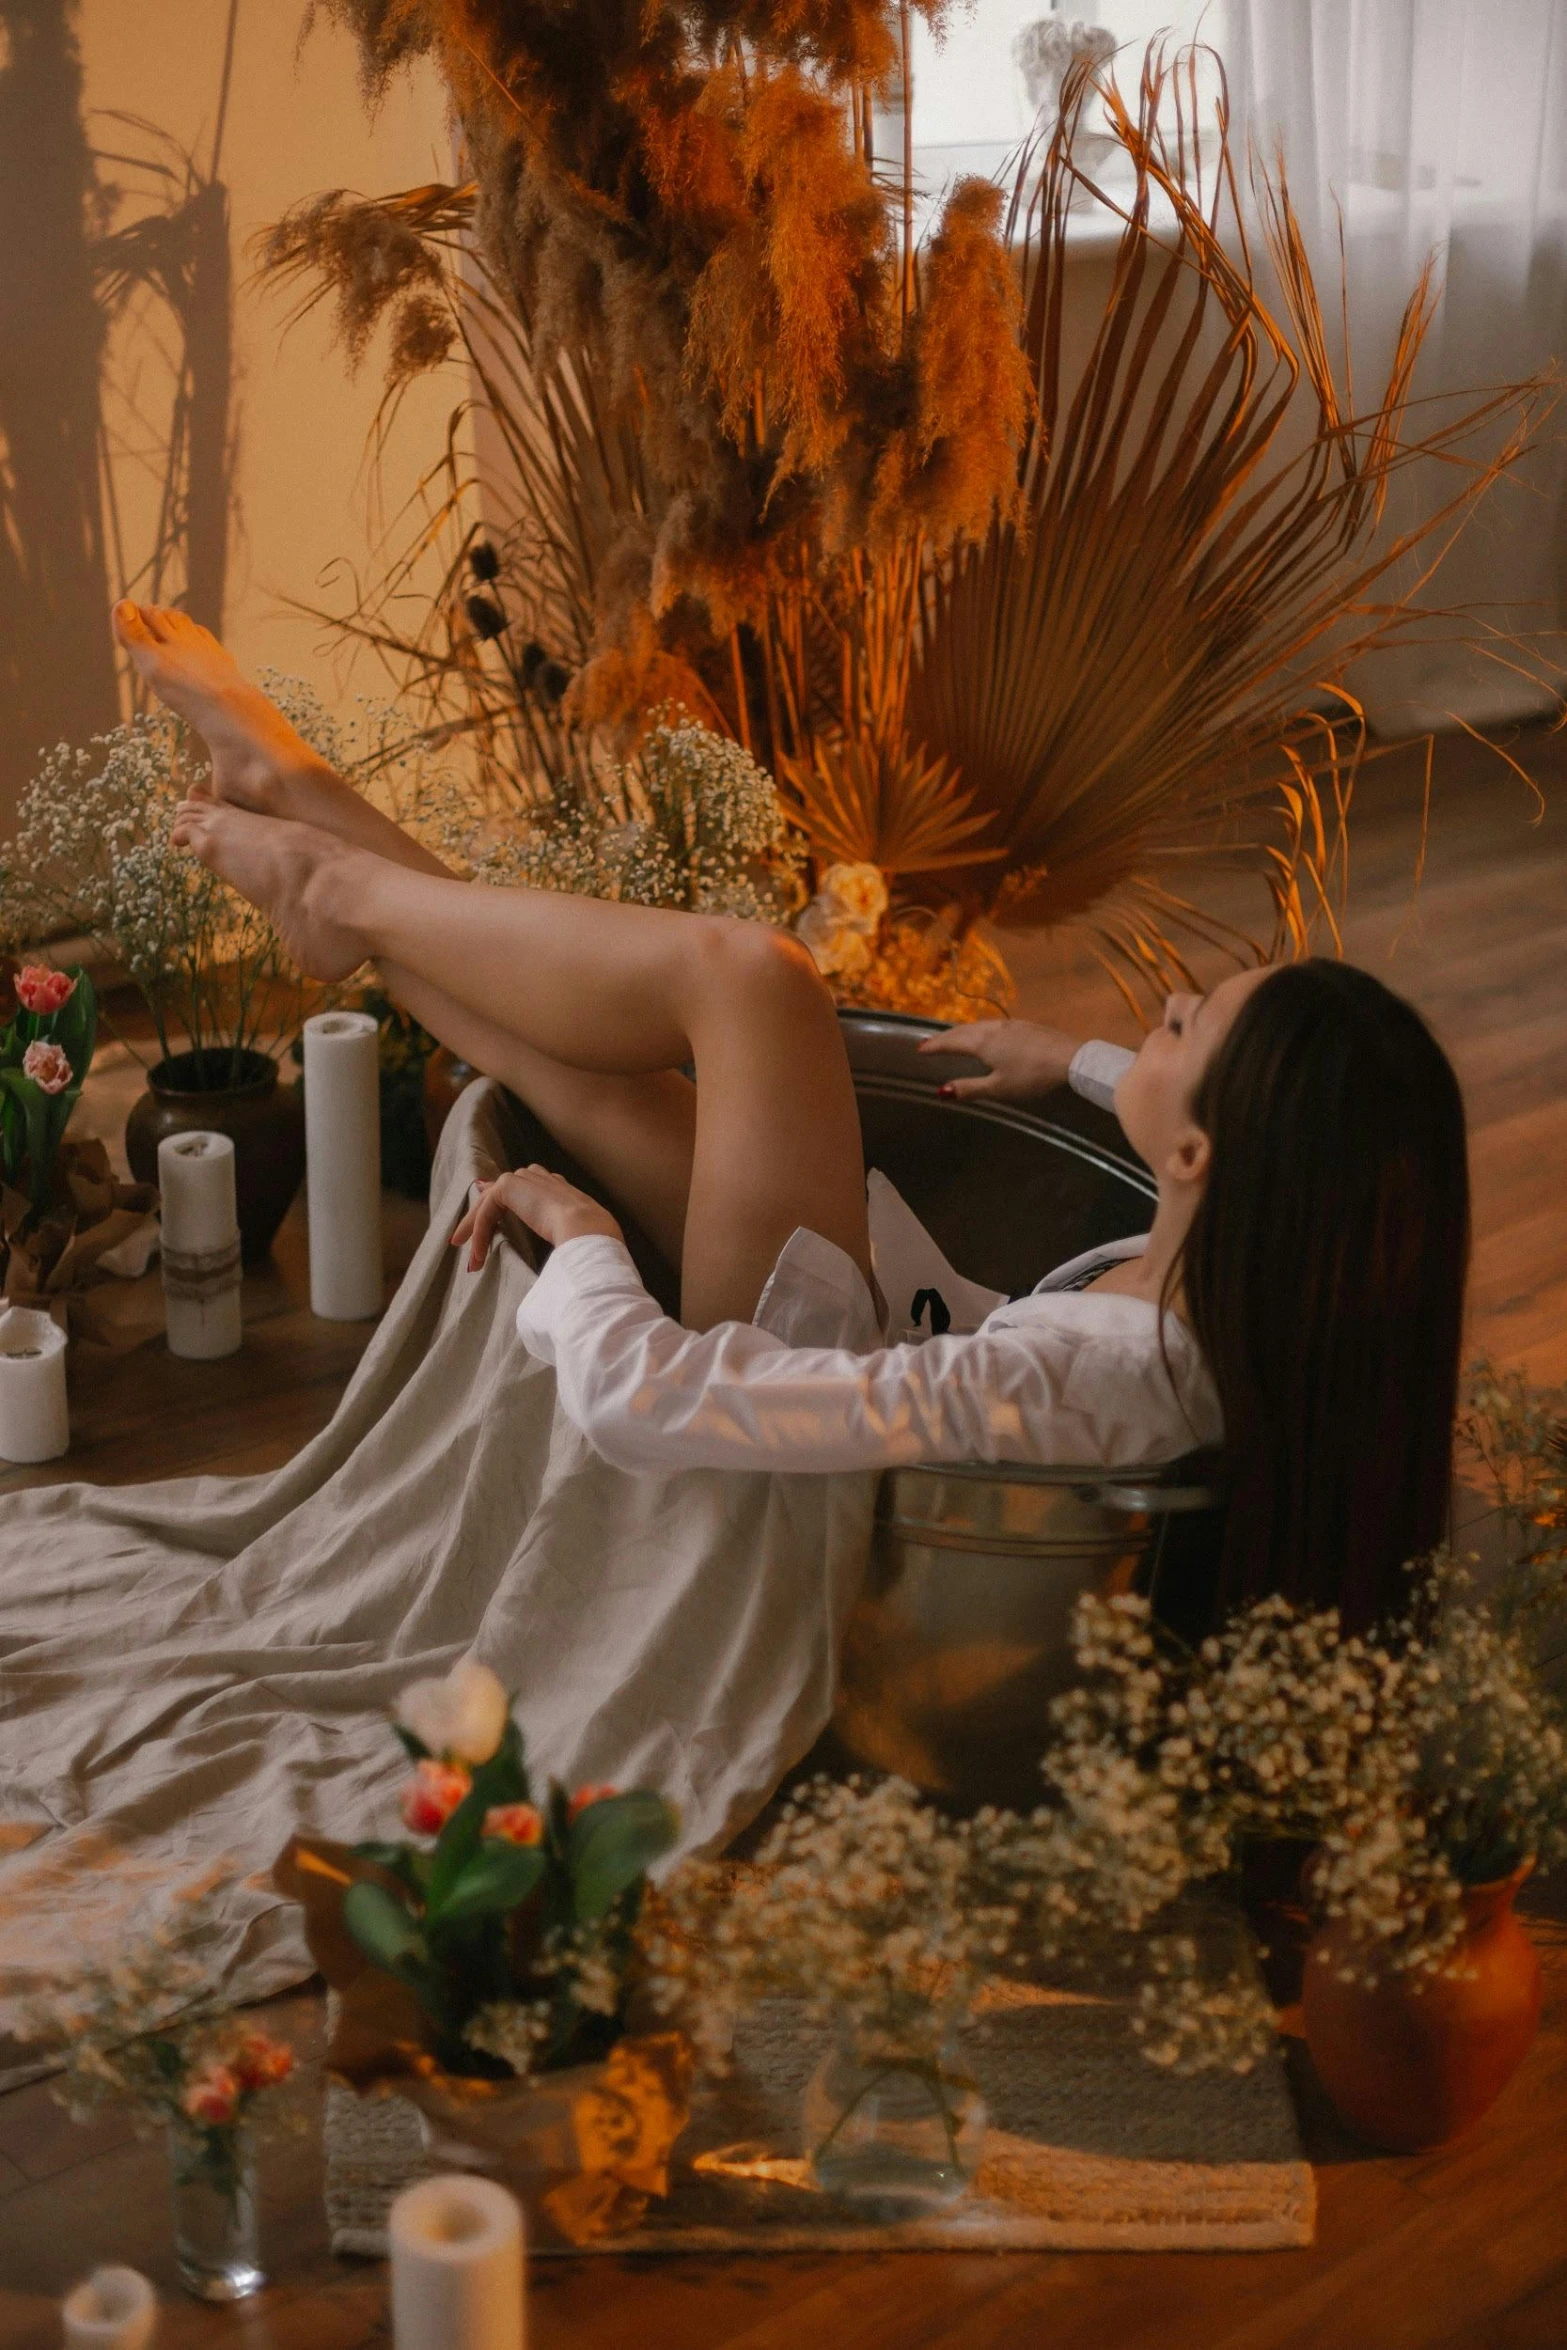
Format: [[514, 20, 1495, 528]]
[[167, 2117, 263, 2302], [801, 2021, 986, 2216]]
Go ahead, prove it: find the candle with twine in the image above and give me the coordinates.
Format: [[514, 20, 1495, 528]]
[[158, 1131, 243, 1360]]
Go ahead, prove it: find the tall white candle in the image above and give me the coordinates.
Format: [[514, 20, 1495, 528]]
[[0, 1307, 68, 1463], [389, 2175, 525, 2350], [303, 1011, 383, 1321], [157, 1130, 242, 1361], [61, 2265, 157, 2349]]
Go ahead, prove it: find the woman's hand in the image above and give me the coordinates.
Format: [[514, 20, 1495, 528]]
[[917, 1019, 1082, 1104], [451, 1166, 623, 1270]]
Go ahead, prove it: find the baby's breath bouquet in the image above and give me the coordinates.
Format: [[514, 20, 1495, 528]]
[[1, 714, 300, 1083], [442, 715, 807, 923]]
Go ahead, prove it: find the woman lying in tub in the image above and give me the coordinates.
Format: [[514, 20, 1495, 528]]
[[114, 601, 1470, 1633]]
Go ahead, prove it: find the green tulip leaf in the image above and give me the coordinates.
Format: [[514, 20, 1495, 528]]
[[343, 1880, 431, 1982], [566, 1792, 680, 1923], [437, 1840, 547, 1926]]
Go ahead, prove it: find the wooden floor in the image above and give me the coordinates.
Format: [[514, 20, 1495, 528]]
[[2, 728, 1565, 2346]]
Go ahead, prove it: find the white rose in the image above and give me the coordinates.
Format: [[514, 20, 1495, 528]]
[[819, 862, 888, 934], [797, 898, 875, 978], [394, 1657, 510, 1764]]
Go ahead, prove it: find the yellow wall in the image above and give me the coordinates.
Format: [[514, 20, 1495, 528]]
[[0, 1, 456, 826]]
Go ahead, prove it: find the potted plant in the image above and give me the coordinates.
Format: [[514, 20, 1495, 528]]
[[1, 715, 313, 1259], [277, 1657, 690, 2246]]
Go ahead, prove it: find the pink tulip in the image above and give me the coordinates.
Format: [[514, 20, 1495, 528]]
[[399, 1757, 471, 1836], [567, 1784, 618, 1822], [21, 1040, 72, 1095], [483, 1802, 544, 1847], [182, 2064, 240, 2127], [13, 965, 75, 1016]]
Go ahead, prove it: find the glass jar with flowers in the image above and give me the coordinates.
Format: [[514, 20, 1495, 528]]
[[277, 1656, 689, 2245], [18, 1904, 295, 2301], [653, 1776, 1014, 2215]]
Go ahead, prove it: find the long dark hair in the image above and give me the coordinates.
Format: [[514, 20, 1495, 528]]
[[1180, 960, 1470, 1632]]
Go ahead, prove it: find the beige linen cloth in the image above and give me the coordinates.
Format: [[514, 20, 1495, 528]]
[[0, 1082, 879, 2087]]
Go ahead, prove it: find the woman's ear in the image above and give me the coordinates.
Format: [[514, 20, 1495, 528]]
[[1163, 1117, 1212, 1190]]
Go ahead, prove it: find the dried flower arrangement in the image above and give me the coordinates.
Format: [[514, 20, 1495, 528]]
[[266, 23, 1554, 1014]]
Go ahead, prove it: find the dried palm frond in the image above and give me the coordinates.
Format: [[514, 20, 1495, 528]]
[[274, 19, 1558, 1004], [901, 50, 1556, 989]]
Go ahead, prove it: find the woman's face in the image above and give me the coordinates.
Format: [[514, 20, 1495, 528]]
[[1114, 966, 1275, 1189]]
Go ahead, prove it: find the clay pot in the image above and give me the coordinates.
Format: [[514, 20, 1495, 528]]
[[1303, 1864, 1541, 2151], [125, 1048, 306, 1264]]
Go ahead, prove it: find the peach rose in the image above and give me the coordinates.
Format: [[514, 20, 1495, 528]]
[[21, 1040, 72, 1095], [13, 965, 75, 1015], [182, 2064, 240, 2128], [400, 1757, 472, 1835], [820, 862, 888, 933], [482, 1802, 544, 1846], [231, 2032, 294, 2091], [567, 1784, 618, 1822]]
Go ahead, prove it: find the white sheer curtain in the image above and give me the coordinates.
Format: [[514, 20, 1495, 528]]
[[1225, 0, 1567, 727], [905, 1, 1567, 728]]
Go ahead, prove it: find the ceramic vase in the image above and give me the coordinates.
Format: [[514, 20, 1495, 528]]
[[1303, 1864, 1541, 2152], [125, 1048, 305, 1263]]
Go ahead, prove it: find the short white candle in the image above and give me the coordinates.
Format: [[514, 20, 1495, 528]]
[[157, 1130, 242, 1361], [61, 2265, 157, 2350], [0, 1306, 68, 1463], [389, 2174, 525, 2350], [303, 1011, 383, 1321]]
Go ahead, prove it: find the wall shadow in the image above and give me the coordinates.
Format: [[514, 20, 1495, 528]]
[[0, 0, 119, 827]]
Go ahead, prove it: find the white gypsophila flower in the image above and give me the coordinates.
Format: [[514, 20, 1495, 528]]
[[394, 1657, 510, 1764]]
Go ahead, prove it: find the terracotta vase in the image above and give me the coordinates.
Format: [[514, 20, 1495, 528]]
[[125, 1048, 306, 1264], [1302, 1864, 1541, 2151]]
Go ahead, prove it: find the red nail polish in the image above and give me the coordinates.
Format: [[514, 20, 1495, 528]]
[[936, 1082, 955, 1099]]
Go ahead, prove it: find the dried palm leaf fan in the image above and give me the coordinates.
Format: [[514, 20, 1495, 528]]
[[900, 50, 1555, 1002], [273, 14, 1553, 1007]]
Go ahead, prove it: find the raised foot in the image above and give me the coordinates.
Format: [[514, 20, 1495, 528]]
[[172, 800, 366, 984], [112, 601, 328, 813]]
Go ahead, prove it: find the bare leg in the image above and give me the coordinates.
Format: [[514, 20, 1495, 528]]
[[113, 599, 703, 1258], [381, 958, 698, 1271], [117, 605, 866, 1323]]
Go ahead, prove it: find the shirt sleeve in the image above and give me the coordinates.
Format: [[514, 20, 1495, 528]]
[[1068, 1039, 1137, 1115], [515, 1234, 1197, 1475]]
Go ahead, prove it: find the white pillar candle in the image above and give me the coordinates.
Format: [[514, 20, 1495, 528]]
[[61, 2265, 157, 2349], [389, 2175, 525, 2350], [0, 1307, 68, 1463], [157, 1130, 242, 1361], [303, 1011, 383, 1321]]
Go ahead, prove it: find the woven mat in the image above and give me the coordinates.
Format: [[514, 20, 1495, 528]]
[[325, 1983, 1314, 2256]]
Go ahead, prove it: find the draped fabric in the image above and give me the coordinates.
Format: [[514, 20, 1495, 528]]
[[0, 1083, 878, 2087]]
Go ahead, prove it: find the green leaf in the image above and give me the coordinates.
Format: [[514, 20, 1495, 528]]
[[424, 1741, 526, 1916], [566, 1792, 679, 1924], [343, 1881, 431, 1980], [437, 1840, 546, 1926], [351, 1839, 433, 1897]]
